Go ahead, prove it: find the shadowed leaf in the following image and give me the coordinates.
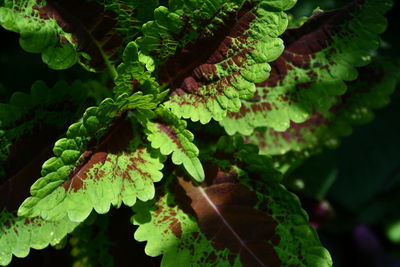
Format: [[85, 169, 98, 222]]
[[0, 0, 158, 71], [246, 59, 399, 156], [0, 80, 101, 191], [69, 215, 113, 267]]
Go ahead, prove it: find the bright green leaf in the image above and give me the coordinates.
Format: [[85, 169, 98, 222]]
[[221, 0, 393, 134]]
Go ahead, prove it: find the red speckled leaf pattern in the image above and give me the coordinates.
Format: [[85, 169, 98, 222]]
[[245, 59, 399, 156], [221, 0, 392, 134], [139, 0, 293, 123], [133, 139, 332, 266], [19, 118, 163, 222]]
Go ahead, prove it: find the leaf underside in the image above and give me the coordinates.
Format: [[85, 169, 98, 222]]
[[220, 0, 392, 134]]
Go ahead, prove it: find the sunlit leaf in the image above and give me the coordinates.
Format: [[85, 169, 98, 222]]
[[221, 0, 392, 134], [18, 93, 163, 222], [133, 137, 331, 266], [136, 0, 295, 123]]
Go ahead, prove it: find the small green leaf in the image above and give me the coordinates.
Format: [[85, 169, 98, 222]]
[[138, 108, 205, 182], [386, 219, 400, 244], [114, 42, 160, 97]]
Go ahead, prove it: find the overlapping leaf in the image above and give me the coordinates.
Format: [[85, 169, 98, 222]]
[[245, 59, 399, 156], [0, 0, 158, 71], [0, 210, 78, 266], [18, 93, 164, 222], [132, 137, 331, 266], [136, 0, 295, 123], [0, 148, 75, 267], [113, 42, 162, 97], [0, 144, 76, 267], [220, 0, 392, 134], [137, 107, 204, 182], [0, 80, 92, 265]]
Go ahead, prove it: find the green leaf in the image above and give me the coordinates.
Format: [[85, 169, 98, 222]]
[[137, 0, 294, 123], [246, 59, 399, 156], [132, 137, 331, 266], [113, 41, 160, 97], [18, 93, 163, 222], [0, 79, 88, 265], [137, 107, 205, 182], [0, 0, 157, 71], [0, 210, 78, 266], [220, 0, 393, 134], [138, 0, 295, 64], [0, 149, 78, 267]]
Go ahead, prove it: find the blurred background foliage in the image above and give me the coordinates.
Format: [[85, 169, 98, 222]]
[[285, 0, 400, 266]]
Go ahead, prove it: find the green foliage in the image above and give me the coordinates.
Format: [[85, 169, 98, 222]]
[[161, 0, 293, 123], [133, 138, 331, 266], [137, 107, 204, 182], [220, 0, 392, 134], [0, 0, 156, 71], [245, 58, 399, 156], [113, 41, 158, 96], [0, 211, 78, 266], [0, 80, 93, 177], [17, 95, 164, 222], [0, 0, 78, 69], [0, 0, 398, 266]]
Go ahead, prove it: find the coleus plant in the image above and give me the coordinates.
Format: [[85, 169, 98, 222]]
[[0, 0, 398, 266]]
